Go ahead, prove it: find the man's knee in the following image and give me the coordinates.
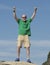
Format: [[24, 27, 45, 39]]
[[17, 46, 22, 48], [26, 47, 30, 50]]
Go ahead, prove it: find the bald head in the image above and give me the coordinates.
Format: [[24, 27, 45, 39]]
[[22, 14, 27, 18], [21, 14, 27, 21]]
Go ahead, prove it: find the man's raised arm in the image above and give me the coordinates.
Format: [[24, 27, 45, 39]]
[[31, 7, 37, 20], [13, 7, 18, 22]]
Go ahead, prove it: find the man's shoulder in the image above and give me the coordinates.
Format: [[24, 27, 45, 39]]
[[17, 19, 22, 23], [27, 18, 32, 22]]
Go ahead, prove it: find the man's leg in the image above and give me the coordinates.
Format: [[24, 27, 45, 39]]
[[15, 35, 22, 61], [26, 47, 30, 59], [15, 46, 20, 61], [17, 46, 20, 59], [24, 35, 31, 63], [17, 35, 23, 60], [26, 47, 31, 63]]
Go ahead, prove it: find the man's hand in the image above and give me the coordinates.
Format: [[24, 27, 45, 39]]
[[34, 7, 37, 12], [13, 6, 16, 12]]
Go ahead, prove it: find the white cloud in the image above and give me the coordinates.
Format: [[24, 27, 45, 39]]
[[0, 51, 15, 57], [30, 40, 50, 47], [0, 4, 11, 10], [0, 40, 16, 45], [0, 4, 24, 11], [0, 4, 30, 14]]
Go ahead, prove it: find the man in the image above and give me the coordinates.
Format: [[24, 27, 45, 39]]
[[13, 7, 37, 63]]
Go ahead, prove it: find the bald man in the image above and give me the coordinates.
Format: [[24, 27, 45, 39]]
[[13, 7, 37, 63]]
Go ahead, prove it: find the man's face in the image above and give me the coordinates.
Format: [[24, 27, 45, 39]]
[[21, 14, 27, 21], [22, 17, 27, 21]]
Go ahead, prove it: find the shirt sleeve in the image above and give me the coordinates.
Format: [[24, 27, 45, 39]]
[[17, 19, 21, 24], [28, 18, 32, 23]]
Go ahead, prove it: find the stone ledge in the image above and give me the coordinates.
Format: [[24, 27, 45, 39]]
[[0, 61, 36, 65]]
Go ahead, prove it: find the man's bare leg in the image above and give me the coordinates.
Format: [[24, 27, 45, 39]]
[[15, 47, 20, 61], [26, 47, 30, 59], [26, 47, 31, 63], [17, 47, 20, 58]]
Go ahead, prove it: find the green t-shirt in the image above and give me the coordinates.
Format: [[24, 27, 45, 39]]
[[17, 18, 32, 36]]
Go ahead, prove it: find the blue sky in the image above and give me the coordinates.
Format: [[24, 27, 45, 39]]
[[0, 0, 50, 65]]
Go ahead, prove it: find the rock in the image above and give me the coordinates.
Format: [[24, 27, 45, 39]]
[[42, 51, 50, 65], [0, 61, 36, 65]]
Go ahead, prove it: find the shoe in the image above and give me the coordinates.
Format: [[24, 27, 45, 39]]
[[27, 59, 31, 63], [15, 58, 20, 61]]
